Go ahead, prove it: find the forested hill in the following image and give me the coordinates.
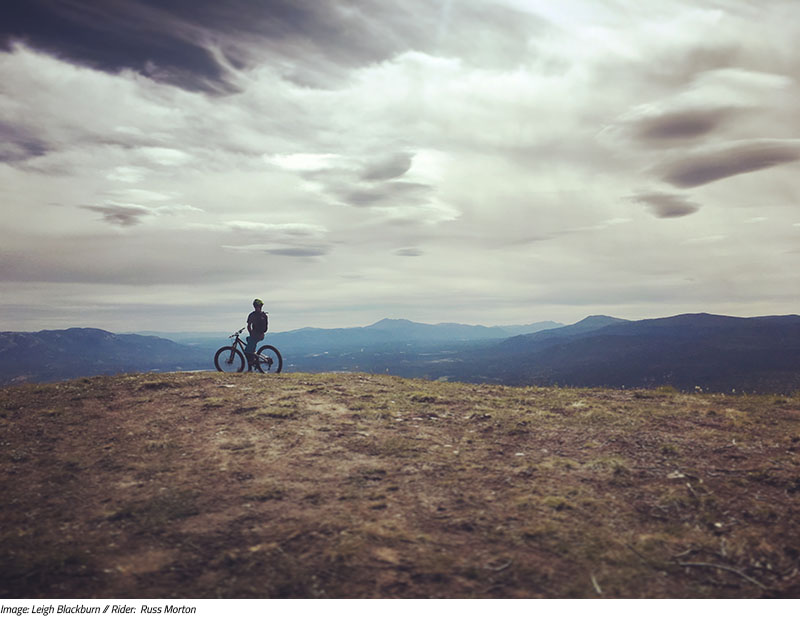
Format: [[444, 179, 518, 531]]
[[450, 313, 800, 393], [0, 328, 208, 385]]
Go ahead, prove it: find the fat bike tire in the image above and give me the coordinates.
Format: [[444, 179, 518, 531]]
[[255, 345, 283, 374], [214, 346, 245, 373]]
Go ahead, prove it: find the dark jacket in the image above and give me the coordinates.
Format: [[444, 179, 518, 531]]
[[247, 310, 268, 336]]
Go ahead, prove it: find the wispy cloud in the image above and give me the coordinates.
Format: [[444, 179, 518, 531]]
[[81, 204, 154, 227], [661, 140, 800, 188], [394, 248, 424, 257], [631, 107, 738, 143], [630, 192, 701, 219], [222, 244, 329, 257], [223, 221, 327, 237]]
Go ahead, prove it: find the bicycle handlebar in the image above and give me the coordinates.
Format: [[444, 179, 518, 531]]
[[228, 327, 247, 338]]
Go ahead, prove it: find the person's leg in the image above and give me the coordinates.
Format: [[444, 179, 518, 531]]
[[244, 336, 257, 369]]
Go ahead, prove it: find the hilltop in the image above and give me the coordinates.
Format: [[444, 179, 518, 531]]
[[1, 372, 798, 598]]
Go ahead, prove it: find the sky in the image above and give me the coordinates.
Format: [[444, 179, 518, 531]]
[[1, 0, 799, 333]]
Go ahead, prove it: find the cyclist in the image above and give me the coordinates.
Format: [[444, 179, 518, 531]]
[[245, 298, 269, 370]]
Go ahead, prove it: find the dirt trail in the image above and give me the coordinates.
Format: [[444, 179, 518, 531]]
[[1, 371, 799, 598]]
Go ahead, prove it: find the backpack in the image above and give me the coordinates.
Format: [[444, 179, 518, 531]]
[[251, 311, 268, 334]]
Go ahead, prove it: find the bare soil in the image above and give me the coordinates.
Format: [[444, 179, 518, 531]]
[[1, 371, 799, 598]]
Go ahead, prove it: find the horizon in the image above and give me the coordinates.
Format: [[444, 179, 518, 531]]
[[4, 309, 800, 337], [2, 1, 799, 333]]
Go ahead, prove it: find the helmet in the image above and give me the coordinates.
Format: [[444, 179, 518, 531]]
[[253, 298, 264, 307]]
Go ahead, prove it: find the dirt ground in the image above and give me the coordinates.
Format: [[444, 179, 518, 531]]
[[1, 371, 799, 598]]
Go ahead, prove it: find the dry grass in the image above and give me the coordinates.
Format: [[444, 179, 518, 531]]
[[1, 371, 799, 598]]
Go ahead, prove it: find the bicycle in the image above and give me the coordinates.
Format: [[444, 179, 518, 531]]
[[214, 327, 283, 374]]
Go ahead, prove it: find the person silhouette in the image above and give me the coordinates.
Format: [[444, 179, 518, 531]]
[[245, 298, 268, 370]]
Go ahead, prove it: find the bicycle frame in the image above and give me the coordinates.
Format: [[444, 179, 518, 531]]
[[228, 328, 247, 351], [226, 327, 276, 370]]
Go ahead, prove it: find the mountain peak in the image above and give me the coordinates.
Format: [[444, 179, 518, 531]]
[[575, 314, 628, 325], [366, 318, 416, 329], [564, 315, 629, 331]]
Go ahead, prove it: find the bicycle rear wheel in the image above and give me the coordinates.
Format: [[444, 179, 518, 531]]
[[214, 346, 245, 373], [255, 345, 283, 374]]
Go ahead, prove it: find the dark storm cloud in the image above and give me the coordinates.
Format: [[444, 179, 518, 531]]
[[631, 192, 700, 219], [661, 141, 800, 188], [1, 0, 231, 93], [81, 205, 152, 227], [1, 0, 547, 92]]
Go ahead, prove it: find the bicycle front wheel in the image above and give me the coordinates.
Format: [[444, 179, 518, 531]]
[[255, 345, 283, 374], [214, 346, 245, 373]]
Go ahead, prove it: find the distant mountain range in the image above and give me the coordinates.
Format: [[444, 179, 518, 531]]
[[431, 313, 800, 393], [0, 319, 560, 385], [0, 328, 208, 385], [2, 314, 799, 393], [145, 319, 563, 351], [265, 318, 564, 353], [0, 327, 213, 385]]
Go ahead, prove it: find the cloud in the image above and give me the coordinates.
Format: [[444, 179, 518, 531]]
[[394, 248, 424, 257], [3, 1, 800, 331], [135, 147, 193, 167], [224, 221, 327, 237], [81, 204, 153, 227], [632, 107, 735, 143], [661, 140, 800, 188], [222, 244, 329, 257], [265, 247, 328, 257], [106, 188, 172, 203], [630, 192, 700, 219], [80, 202, 203, 227], [268, 153, 345, 172], [337, 181, 433, 208], [0, 0, 233, 92], [274, 149, 445, 219], [0, 0, 547, 91], [0, 121, 48, 162], [360, 152, 413, 181], [155, 204, 205, 216]]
